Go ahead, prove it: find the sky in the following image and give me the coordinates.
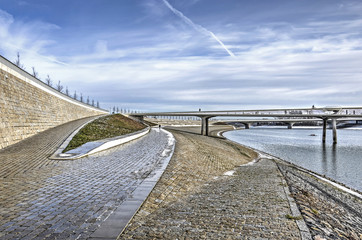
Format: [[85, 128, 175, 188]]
[[1, 0, 362, 112]]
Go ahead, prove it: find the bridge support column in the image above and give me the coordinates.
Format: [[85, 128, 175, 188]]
[[322, 118, 327, 143], [242, 123, 250, 129], [200, 117, 210, 136], [332, 118, 337, 144], [287, 123, 294, 129]]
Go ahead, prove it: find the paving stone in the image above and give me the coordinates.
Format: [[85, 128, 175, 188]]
[[121, 128, 303, 239], [0, 120, 171, 239]]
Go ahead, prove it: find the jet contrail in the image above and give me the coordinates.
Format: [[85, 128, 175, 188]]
[[162, 0, 235, 57]]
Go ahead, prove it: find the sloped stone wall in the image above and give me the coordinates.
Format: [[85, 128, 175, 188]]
[[0, 56, 108, 149]]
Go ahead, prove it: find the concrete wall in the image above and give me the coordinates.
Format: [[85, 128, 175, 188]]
[[0, 55, 108, 150]]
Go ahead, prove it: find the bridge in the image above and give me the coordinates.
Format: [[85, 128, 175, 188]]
[[219, 118, 362, 129], [219, 119, 321, 129], [130, 106, 362, 144]]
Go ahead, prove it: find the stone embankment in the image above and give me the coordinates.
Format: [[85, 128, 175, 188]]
[[276, 159, 362, 240], [0, 55, 107, 150], [121, 126, 305, 239], [121, 125, 362, 240]]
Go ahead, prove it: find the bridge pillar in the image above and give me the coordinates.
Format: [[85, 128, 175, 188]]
[[241, 123, 250, 129], [332, 118, 337, 144], [287, 123, 294, 129], [200, 117, 210, 136], [201, 117, 204, 135], [322, 118, 327, 143]]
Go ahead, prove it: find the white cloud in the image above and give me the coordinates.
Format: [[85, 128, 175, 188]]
[[2, 2, 362, 112]]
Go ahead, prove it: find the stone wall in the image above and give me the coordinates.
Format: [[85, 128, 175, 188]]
[[0, 55, 108, 150]]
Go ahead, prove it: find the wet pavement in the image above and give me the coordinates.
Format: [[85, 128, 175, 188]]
[[0, 119, 171, 240]]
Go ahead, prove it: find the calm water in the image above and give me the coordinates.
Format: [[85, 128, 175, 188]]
[[224, 127, 362, 192]]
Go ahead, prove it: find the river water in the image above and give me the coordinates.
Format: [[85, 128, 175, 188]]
[[224, 127, 362, 192]]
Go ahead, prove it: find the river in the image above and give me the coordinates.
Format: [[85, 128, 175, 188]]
[[224, 127, 362, 192]]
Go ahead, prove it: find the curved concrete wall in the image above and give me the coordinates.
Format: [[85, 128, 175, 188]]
[[0, 55, 108, 149]]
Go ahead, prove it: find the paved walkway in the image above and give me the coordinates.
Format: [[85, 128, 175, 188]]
[[121, 127, 306, 239], [0, 117, 98, 178], [0, 120, 171, 239]]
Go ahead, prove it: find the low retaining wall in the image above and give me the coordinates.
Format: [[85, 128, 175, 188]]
[[0, 55, 108, 149]]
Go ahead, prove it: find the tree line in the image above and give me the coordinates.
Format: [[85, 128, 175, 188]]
[[14, 52, 100, 108]]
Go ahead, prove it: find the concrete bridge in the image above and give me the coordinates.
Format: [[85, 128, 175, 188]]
[[220, 118, 362, 129], [220, 119, 321, 129], [130, 106, 362, 144]]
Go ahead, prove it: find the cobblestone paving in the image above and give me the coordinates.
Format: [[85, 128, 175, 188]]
[[0, 121, 170, 239], [0, 116, 98, 178], [121, 129, 302, 239]]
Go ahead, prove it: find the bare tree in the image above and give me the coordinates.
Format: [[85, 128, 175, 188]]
[[65, 86, 69, 96], [45, 75, 52, 86], [97, 101, 100, 108], [32, 67, 38, 78], [14, 52, 25, 69], [80, 93, 83, 102], [92, 99, 94, 106], [87, 96, 90, 104], [116, 107, 119, 113], [56, 80, 64, 92], [73, 91, 77, 100]]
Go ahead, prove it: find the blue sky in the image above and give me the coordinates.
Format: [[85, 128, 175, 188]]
[[1, 0, 362, 112]]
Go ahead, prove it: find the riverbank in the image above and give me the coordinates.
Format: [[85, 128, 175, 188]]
[[223, 127, 362, 239], [224, 127, 362, 192], [120, 125, 362, 239], [120, 126, 306, 239], [275, 158, 362, 239], [221, 127, 362, 239]]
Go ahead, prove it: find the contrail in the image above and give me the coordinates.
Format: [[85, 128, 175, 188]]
[[162, 0, 235, 57]]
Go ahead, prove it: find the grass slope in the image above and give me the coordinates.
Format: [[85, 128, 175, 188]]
[[63, 114, 146, 152]]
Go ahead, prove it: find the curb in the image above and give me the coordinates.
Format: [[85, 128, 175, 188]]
[[89, 128, 176, 240], [49, 126, 150, 160]]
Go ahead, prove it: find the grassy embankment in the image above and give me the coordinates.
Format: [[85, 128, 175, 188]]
[[63, 114, 146, 152]]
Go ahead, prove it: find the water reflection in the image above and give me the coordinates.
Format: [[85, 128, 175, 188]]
[[321, 143, 337, 176], [322, 143, 327, 173], [224, 128, 362, 191], [331, 144, 337, 177]]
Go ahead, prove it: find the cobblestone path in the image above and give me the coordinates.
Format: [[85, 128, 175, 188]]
[[0, 121, 170, 239], [0, 117, 98, 178], [121, 129, 302, 239]]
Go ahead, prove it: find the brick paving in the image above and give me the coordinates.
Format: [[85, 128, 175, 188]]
[[0, 120, 171, 239], [121, 128, 304, 239]]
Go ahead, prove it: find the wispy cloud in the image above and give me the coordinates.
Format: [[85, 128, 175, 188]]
[[2, 1, 362, 111], [0, 8, 63, 66], [162, 0, 235, 57]]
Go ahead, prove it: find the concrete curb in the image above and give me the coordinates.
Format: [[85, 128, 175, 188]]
[[49, 123, 150, 160]]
